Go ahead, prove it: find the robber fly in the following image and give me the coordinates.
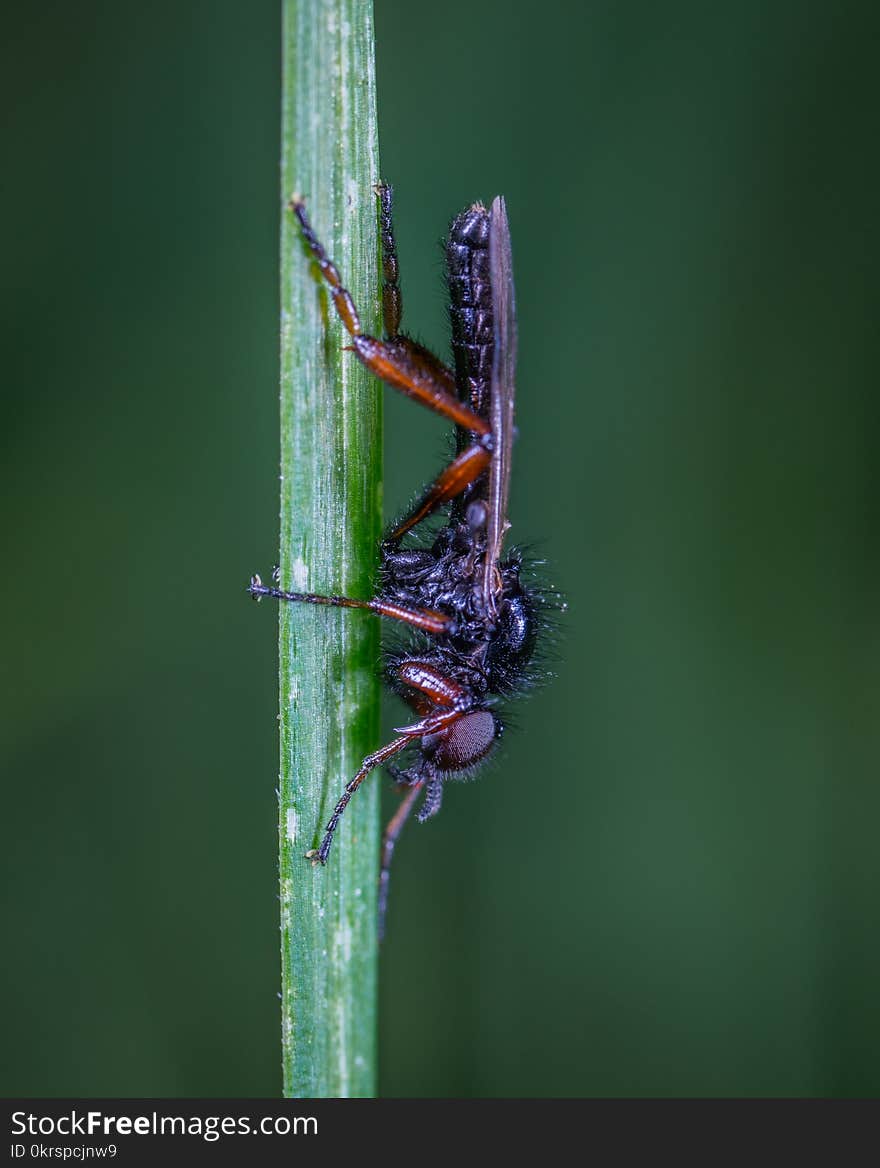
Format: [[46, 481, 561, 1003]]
[[250, 186, 547, 935]]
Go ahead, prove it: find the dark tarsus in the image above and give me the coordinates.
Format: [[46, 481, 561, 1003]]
[[249, 186, 542, 938]]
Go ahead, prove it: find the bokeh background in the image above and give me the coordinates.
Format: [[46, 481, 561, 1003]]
[[3, 0, 878, 1097]]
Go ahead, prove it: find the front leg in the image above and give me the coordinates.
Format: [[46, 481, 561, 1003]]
[[307, 736, 411, 866], [378, 778, 425, 941], [416, 770, 444, 823]]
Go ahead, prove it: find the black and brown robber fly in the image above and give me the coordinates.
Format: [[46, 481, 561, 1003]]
[[249, 185, 552, 934]]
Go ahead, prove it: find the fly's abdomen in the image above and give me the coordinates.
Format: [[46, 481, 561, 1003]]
[[447, 205, 493, 419]]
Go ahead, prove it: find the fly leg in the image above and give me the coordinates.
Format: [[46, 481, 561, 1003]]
[[375, 182, 402, 339], [378, 750, 443, 940], [416, 770, 444, 823], [307, 737, 410, 867], [374, 661, 470, 926], [378, 777, 424, 942], [308, 660, 469, 868], [247, 575, 453, 635], [289, 194, 490, 436], [386, 443, 491, 542]]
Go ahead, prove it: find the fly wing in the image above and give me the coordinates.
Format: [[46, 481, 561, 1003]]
[[482, 195, 518, 617]]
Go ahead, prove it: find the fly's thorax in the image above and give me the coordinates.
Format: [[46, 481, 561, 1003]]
[[483, 586, 539, 693]]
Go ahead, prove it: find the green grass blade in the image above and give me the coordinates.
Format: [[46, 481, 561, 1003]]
[[278, 0, 382, 1098]]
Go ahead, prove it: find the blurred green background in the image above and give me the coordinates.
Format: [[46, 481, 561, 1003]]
[[3, 0, 878, 1097]]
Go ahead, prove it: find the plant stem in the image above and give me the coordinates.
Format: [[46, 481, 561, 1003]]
[[278, 0, 382, 1098]]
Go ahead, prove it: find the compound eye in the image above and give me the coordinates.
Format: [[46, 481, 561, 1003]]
[[433, 710, 497, 773]]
